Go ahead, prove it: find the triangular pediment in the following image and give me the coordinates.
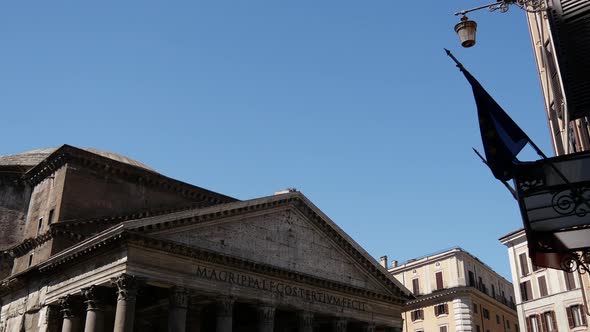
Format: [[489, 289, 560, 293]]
[[126, 193, 411, 299]]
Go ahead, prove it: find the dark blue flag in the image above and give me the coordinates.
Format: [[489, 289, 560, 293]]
[[463, 68, 529, 181], [446, 50, 531, 181]]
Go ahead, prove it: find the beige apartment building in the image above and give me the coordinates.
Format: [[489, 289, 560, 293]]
[[387, 248, 518, 332], [500, 229, 588, 332]]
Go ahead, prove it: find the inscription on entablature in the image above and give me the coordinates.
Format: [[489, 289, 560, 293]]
[[194, 264, 367, 312]]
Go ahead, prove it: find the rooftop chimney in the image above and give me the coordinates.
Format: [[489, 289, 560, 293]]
[[391, 260, 398, 268], [380, 255, 388, 268]]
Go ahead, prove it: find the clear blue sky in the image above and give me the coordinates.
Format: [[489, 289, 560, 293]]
[[0, 1, 551, 279]]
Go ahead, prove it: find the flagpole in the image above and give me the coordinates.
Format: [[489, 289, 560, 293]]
[[473, 148, 517, 199], [445, 49, 587, 206]]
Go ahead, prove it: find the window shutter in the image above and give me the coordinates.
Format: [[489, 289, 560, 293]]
[[436, 272, 444, 290], [581, 305, 587, 325], [540, 314, 547, 332], [434, 306, 439, 316], [538, 276, 548, 297], [519, 253, 529, 276], [413, 278, 420, 295], [550, 311, 557, 331], [444, 303, 448, 314], [526, 317, 532, 332], [567, 307, 574, 328], [526, 281, 533, 301], [565, 272, 576, 290]]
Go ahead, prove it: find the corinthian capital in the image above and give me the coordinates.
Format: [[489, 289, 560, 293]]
[[216, 296, 236, 318], [110, 273, 139, 301], [81, 285, 104, 311], [169, 286, 189, 309]]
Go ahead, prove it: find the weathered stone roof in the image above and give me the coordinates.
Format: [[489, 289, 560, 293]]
[[0, 146, 156, 173]]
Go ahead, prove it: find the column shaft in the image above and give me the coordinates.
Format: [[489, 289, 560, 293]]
[[82, 286, 104, 332], [216, 297, 235, 332], [297, 311, 314, 332], [257, 305, 276, 332], [59, 296, 81, 332], [168, 287, 189, 332], [333, 318, 348, 332], [111, 274, 138, 332]]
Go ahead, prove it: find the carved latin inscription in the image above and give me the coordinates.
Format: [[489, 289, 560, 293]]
[[194, 264, 367, 311]]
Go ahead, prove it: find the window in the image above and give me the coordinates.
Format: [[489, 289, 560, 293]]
[[496, 314, 500, 324], [567, 304, 587, 328], [515, 323, 519, 332], [469, 270, 476, 287], [476, 325, 481, 332], [411, 309, 424, 322], [478, 277, 487, 294], [520, 280, 533, 301], [506, 319, 511, 330], [519, 253, 530, 276], [526, 315, 540, 332], [482, 308, 490, 319], [48, 209, 55, 225], [542, 311, 557, 332], [538, 276, 548, 297], [434, 303, 448, 316], [37, 218, 43, 234], [435, 271, 444, 290], [412, 278, 420, 295], [492, 284, 496, 298], [473, 303, 478, 314], [564, 271, 577, 290], [439, 326, 448, 332], [28, 254, 33, 267]]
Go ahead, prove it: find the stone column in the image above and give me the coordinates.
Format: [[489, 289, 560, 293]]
[[257, 305, 276, 332], [111, 274, 139, 332], [332, 318, 348, 332], [81, 286, 104, 332], [360, 323, 375, 332], [168, 287, 189, 332], [59, 296, 81, 332], [215, 296, 235, 332], [297, 311, 314, 332]]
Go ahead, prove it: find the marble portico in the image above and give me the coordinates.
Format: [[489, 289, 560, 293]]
[[0, 146, 411, 332]]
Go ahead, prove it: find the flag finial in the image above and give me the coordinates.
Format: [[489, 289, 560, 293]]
[[444, 48, 465, 71]]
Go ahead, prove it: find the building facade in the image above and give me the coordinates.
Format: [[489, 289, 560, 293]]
[[388, 248, 518, 332], [524, 0, 590, 155], [500, 229, 588, 332], [0, 145, 411, 332]]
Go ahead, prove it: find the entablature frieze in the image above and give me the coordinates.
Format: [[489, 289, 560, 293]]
[[124, 234, 406, 306]]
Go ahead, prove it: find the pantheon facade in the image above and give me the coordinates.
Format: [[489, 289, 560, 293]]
[[0, 145, 410, 332]]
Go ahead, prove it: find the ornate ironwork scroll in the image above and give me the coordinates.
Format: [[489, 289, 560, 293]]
[[561, 250, 590, 274], [552, 188, 590, 217]]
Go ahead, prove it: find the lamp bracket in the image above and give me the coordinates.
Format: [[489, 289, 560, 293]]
[[454, 0, 547, 16]]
